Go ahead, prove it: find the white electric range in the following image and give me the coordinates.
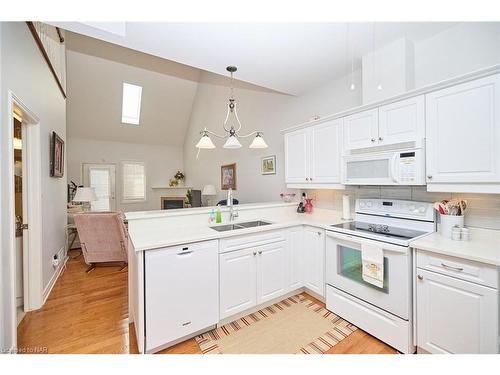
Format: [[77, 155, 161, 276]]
[[325, 198, 436, 354]]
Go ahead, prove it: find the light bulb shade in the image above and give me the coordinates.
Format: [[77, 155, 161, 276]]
[[249, 134, 268, 149], [202, 184, 216, 196], [73, 187, 98, 202], [223, 135, 242, 149], [196, 134, 216, 149]]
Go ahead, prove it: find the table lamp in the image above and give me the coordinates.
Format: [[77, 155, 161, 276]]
[[202, 184, 217, 206], [73, 187, 98, 211]]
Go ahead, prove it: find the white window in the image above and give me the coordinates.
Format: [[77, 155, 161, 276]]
[[122, 162, 146, 202], [121, 83, 142, 125]]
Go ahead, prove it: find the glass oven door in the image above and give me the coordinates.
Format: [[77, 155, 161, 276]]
[[325, 231, 411, 319]]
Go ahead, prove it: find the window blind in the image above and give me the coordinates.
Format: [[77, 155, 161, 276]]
[[122, 162, 146, 201]]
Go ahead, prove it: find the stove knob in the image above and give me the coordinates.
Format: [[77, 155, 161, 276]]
[[360, 201, 366, 208], [408, 204, 416, 211], [366, 201, 373, 208], [418, 206, 426, 213]]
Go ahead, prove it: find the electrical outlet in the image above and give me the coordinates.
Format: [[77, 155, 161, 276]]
[[52, 254, 59, 267]]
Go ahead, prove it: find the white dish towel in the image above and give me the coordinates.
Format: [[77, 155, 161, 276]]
[[361, 243, 384, 288]]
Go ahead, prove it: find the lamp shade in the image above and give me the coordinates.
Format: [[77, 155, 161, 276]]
[[202, 184, 217, 196], [196, 134, 216, 149], [249, 134, 268, 149], [223, 135, 242, 149], [73, 187, 98, 202]]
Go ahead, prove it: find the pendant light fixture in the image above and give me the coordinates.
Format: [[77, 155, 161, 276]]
[[195, 66, 268, 150]]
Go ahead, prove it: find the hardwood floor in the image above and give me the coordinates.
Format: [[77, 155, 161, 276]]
[[17, 249, 396, 354]]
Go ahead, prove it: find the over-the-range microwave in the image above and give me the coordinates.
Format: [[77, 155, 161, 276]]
[[342, 148, 425, 185]]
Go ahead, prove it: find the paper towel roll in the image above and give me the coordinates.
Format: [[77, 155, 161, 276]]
[[342, 195, 352, 220]]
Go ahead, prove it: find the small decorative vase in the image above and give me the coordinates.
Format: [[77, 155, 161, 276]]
[[304, 198, 313, 214], [169, 178, 179, 187]]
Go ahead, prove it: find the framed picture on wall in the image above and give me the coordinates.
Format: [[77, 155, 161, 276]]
[[50, 131, 65, 178], [221, 163, 237, 190], [261, 155, 276, 175]]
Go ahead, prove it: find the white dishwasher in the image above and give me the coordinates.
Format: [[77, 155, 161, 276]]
[[144, 240, 218, 353]]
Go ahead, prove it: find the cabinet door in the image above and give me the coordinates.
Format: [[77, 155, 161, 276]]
[[145, 241, 218, 351], [256, 242, 287, 304], [378, 95, 424, 146], [416, 269, 498, 354], [219, 247, 257, 319], [310, 119, 343, 183], [285, 129, 309, 183], [343, 108, 379, 150], [426, 74, 500, 184], [303, 228, 325, 297], [288, 227, 304, 291]]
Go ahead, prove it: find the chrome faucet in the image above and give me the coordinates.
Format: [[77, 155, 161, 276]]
[[227, 188, 238, 221]]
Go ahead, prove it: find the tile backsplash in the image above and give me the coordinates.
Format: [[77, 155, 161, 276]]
[[307, 186, 500, 230]]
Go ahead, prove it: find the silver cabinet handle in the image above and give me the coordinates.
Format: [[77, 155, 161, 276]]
[[306, 177, 309, 181], [310, 178, 313, 181], [258, 251, 262, 255], [378, 137, 383, 141], [317, 232, 321, 236], [182, 321, 191, 326], [427, 175, 433, 179], [417, 275, 423, 280], [371, 138, 375, 142], [441, 263, 464, 272], [253, 251, 257, 256], [177, 250, 193, 255]]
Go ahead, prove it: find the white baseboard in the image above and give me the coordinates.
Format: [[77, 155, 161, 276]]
[[42, 254, 68, 306]]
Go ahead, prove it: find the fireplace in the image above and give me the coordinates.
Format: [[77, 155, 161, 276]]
[[161, 196, 186, 210]]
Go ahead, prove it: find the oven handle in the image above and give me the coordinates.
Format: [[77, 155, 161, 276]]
[[326, 230, 408, 254]]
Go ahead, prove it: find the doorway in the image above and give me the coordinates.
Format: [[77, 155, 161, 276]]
[[82, 163, 116, 211]]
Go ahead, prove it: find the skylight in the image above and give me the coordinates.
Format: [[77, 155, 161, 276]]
[[121, 83, 142, 125]]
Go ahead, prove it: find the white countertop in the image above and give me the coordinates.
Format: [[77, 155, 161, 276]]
[[410, 227, 500, 266], [127, 205, 347, 251]]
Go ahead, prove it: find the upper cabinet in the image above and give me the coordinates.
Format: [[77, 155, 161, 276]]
[[425, 74, 500, 193], [343, 96, 425, 151], [285, 119, 343, 188]]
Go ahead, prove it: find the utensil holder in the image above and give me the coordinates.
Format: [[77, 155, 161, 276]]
[[439, 214, 464, 239]]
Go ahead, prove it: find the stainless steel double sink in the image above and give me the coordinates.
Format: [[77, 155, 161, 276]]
[[210, 220, 272, 232]]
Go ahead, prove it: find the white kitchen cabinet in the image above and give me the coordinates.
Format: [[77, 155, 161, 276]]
[[310, 120, 343, 183], [285, 120, 343, 187], [287, 227, 304, 291], [425, 74, 500, 193], [144, 240, 218, 352], [284, 129, 309, 183], [343, 108, 379, 150], [378, 95, 424, 146], [256, 242, 287, 304], [416, 268, 498, 354], [219, 247, 257, 320], [303, 227, 325, 297]]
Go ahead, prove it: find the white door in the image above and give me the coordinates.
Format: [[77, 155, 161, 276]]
[[145, 241, 218, 351], [378, 95, 425, 146], [416, 269, 498, 354], [425, 74, 500, 184], [219, 248, 257, 319], [343, 108, 379, 150], [303, 227, 325, 297], [285, 129, 309, 183], [310, 119, 342, 183], [256, 242, 287, 304], [287, 227, 303, 291], [82, 163, 116, 211]]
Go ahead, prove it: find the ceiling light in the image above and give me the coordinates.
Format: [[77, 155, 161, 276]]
[[195, 131, 216, 149], [249, 133, 268, 149], [195, 66, 268, 150]]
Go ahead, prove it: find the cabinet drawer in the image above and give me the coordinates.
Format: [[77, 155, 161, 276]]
[[220, 230, 286, 253], [416, 250, 498, 289]]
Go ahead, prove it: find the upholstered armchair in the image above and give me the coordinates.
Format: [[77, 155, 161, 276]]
[[73, 212, 128, 273]]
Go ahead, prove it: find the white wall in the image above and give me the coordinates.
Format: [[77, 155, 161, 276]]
[[67, 137, 184, 212], [0, 22, 67, 349]]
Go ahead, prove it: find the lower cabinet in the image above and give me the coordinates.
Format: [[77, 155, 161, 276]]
[[416, 268, 498, 354], [220, 241, 287, 320], [303, 226, 325, 297], [144, 240, 218, 352], [288, 226, 304, 290]]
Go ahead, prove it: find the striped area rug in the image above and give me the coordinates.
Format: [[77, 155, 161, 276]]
[[195, 294, 357, 354]]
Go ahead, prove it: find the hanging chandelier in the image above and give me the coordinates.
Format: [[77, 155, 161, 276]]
[[195, 66, 268, 150]]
